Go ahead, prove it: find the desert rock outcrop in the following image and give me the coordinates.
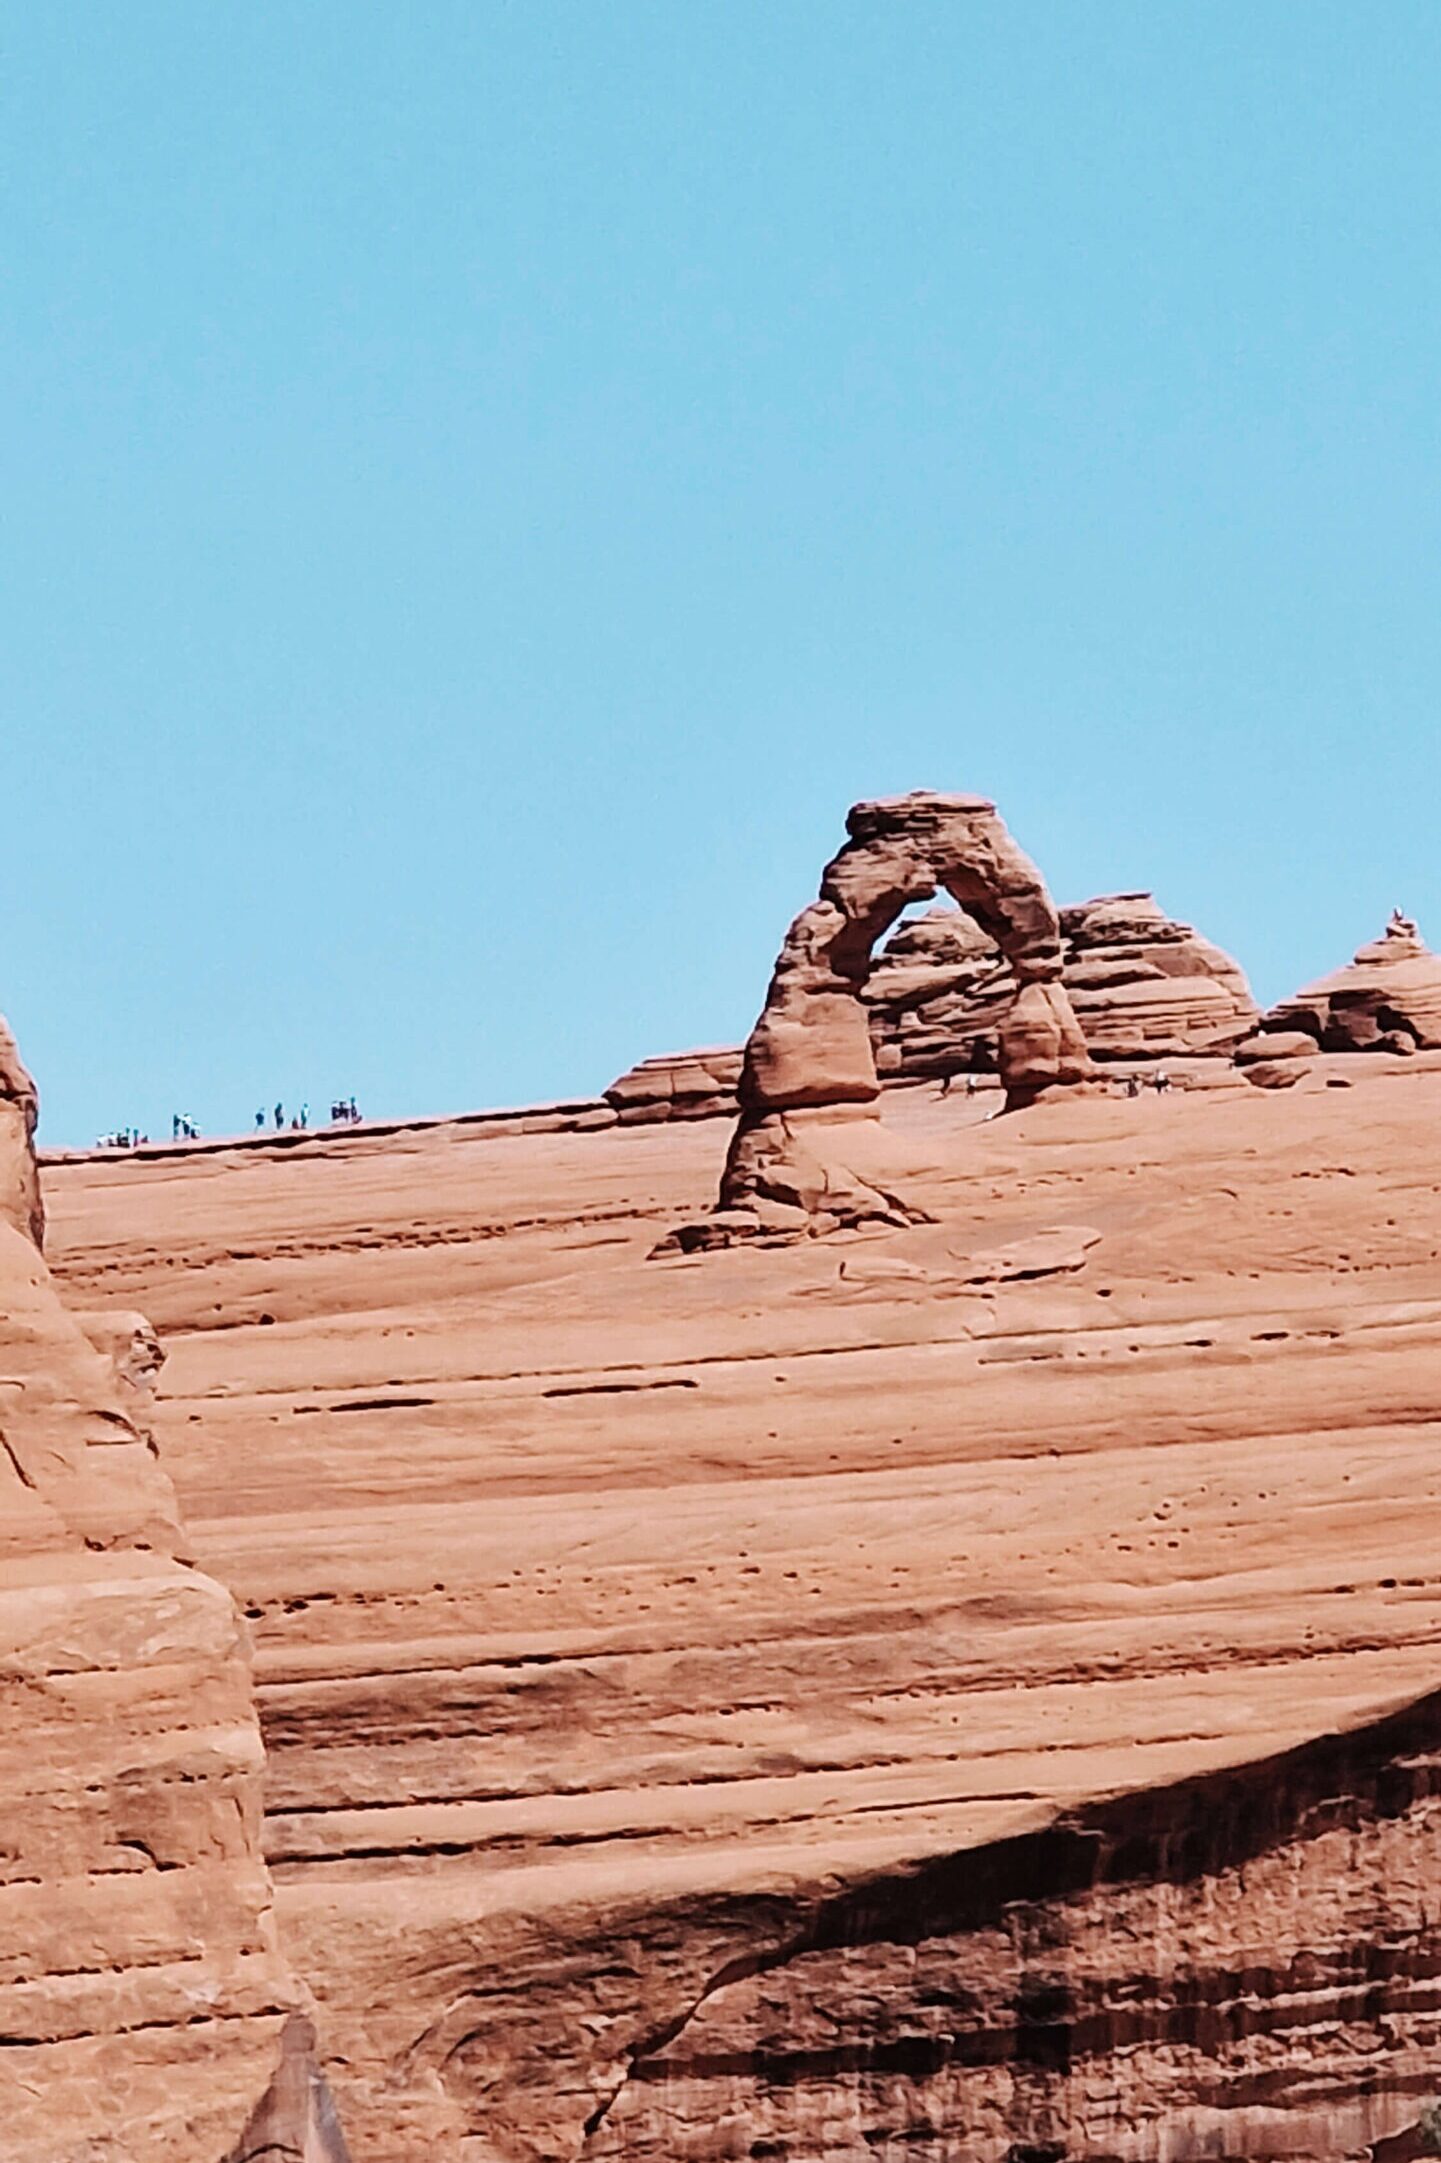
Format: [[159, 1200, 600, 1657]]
[[587, 1691, 1441, 2163], [0, 1009, 44, 1247], [604, 1045, 742, 1123], [868, 889, 1257, 1078], [1265, 912, 1441, 1053], [0, 1018, 345, 2158], [608, 890, 1256, 1121], [684, 793, 1093, 1239]]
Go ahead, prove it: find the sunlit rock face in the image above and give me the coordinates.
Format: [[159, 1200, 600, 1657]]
[[605, 889, 1257, 1128], [680, 792, 1093, 1245], [868, 890, 1258, 1080], [37, 1046, 1441, 2159], [0, 1217, 308, 2162], [0, 1004, 349, 2160], [1266, 912, 1441, 1053]]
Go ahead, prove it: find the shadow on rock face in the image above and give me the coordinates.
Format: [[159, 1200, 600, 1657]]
[[224, 2017, 353, 2163]]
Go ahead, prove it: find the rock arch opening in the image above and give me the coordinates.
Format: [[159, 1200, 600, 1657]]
[[663, 793, 1093, 1248]]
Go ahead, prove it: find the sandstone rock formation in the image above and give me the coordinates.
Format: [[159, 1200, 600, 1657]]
[[868, 889, 1258, 1079], [1265, 912, 1441, 1053], [40, 1058, 1441, 2160], [0, 1022, 347, 2159], [74, 1307, 167, 1445], [0, 1008, 44, 1247], [1058, 891, 1257, 1058], [603, 1045, 742, 1123], [1235, 1028, 1318, 1064], [692, 793, 1093, 1239], [606, 890, 1256, 1121]]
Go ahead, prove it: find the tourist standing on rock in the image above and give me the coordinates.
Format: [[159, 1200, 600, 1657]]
[[255, 1108, 265, 1129], [274, 1102, 284, 1129]]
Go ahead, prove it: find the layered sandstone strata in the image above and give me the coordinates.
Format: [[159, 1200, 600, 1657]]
[[679, 793, 1093, 1240], [868, 889, 1256, 1078], [587, 1691, 1441, 2163], [40, 1061, 1441, 2160], [603, 1045, 742, 1123], [1265, 913, 1441, 1053], [606, 891, 1255, 1119], [0, 1017, 345, 2162]]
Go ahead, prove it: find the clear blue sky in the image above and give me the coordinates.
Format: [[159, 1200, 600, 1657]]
[[5, 5, 1440, 1144]]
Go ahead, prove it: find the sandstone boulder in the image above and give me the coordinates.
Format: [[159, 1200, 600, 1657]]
[[1244, 1058, 1311, 1090], [1235, 1030, 1317, 1064], [1266, 912, 1441, 1052]]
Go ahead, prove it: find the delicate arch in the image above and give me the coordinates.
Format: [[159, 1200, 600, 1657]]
[[712, 793, 1092, 1233]]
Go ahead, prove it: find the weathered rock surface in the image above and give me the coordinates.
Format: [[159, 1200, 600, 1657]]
[[603, 1047, 742, 1123], [1267, 912, 1441, 1053], [1235, 1028, 1318, 1064], [0, 1008, 44, 1246], [1058, 891, 1258, 1059], [72, 1305, 167, 1445], [39, 1058, 1441, 2160], [587, 1691, 1441, 2162], [0, 1219, 311, 2160], [689, 793, 1093, 1239], [607, 891, 1256, 1120], [0, 1020, 341, 2158], [869, 890, 1258, 1079], [1243, 1055, 1313, 1090]]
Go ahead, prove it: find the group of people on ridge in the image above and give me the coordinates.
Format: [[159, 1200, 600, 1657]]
[[255, 1097, 362, 1131], [97, 1098, 362, 1150]]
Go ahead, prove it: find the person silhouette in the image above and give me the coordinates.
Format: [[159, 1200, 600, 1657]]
[[274, 1102, 284, 1129]]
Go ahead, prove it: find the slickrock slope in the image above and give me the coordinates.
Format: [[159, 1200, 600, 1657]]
[[39, 1055, 1441, 2161], [1267, 914, 1441, 1053]]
